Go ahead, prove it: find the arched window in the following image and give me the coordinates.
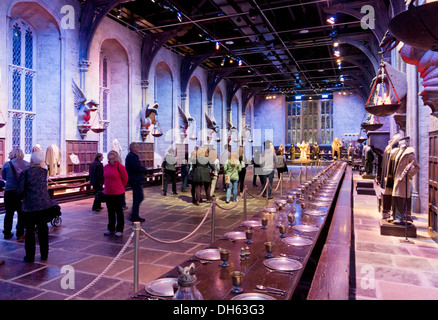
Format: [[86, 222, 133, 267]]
[[100, 55, 109, 153], [9, 20, 36, 154]]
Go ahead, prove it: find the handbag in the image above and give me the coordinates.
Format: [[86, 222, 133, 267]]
[[225, 165, 237, 185]]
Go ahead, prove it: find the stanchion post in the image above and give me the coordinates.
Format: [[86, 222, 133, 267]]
[[211, 200, 216, 243], [133, 221, 141, 293], [243, 186, 247, 221], [265, 180, 269, 207]]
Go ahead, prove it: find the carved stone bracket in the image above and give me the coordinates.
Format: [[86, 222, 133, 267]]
[[420, 91, 438, 118]]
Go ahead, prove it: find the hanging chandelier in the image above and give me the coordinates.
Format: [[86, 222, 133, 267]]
[[361, 113, 383, 132], [365, 62, 401, 117]]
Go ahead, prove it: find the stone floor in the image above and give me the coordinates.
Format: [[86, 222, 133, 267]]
[[0, 169, 299, 300], [352, 172, 438, 300], [2, 167, 438, 300]]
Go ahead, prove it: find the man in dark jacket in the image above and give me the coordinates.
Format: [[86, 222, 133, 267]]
[[125, 142, 146, 222], [89, 153, 104, 212]]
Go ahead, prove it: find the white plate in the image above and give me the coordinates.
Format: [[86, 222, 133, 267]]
[[241, 220, 262, 227], [145, 278, 178, 297], [282, 236, 313, 247], [224, 231, 246, 240], [292, 224, 319, 233], [302, 209, 326, 216], [231, 293, 276, 300], [195, 248, 221, 261], [263, 257, 303, 271]]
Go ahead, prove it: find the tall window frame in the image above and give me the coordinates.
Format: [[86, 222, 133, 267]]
[[99, 55, 109, 153], [286, 98, 333, 146], [8, 19, 36, 154]]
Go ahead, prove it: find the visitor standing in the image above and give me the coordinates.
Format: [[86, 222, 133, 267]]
[[125, 143, 146, 223], [104, 150, 128, 236], [209, 149, 219, 198], [1, 148, 30, 240], [224, 151, 241, 203], [16, 150, 52, 262], [163, 148, 178, 196], [193, 147, 214, 205], [180, 157, 189, 192], [89, 153, 104, 212], [259, 140, 277, 199]]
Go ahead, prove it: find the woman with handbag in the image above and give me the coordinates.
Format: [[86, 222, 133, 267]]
[[224, 152, 241, 203], [192, 147, 214, 205], [16, 150, 52, 262], [103, 150, 128, 237]]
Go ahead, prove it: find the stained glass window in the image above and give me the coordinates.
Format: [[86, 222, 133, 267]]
[[9, 20, 35, 154], [287, 98, 333, 146], [100, 56, 109, 153]]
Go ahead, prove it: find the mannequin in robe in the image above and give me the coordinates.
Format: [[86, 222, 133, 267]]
[[363, 145, 374, 175], [390, 139, 420, 223], [45, 144, 61, 176], [297, 141, 308, 160], [112, 139, 123, 160], [347, 143, 355, 164], [312, 143, 320, 160], [332, 137, 342, 159], [380, 133, 402, 189], [289, 144, 295, 161]]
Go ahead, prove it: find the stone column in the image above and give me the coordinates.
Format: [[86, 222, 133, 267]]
[[78, 60, 91, 90], [406, 64, 421, 214]]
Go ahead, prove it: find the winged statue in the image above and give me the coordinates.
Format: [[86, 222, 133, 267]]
[[226, 119, 236, 132], [178, 106, 194, 138], [139, 103, 159, 140], [205, 113, 219, 133], [72, 79, 98, 125]]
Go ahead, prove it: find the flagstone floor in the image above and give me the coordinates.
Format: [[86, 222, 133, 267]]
[[2, 166, 438, 300], [351, 172, 438, 300], [0, 169, 297, 300]]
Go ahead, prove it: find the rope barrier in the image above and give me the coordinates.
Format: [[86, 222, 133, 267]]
[[48, 178, 90, 188], [65, 231, 135, 300], [140, 204, 212, 244], [214, 190, 245, 210], [245, 179, 269, 198]]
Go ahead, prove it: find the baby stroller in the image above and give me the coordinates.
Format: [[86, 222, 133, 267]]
[[46, 199, 62, 227]]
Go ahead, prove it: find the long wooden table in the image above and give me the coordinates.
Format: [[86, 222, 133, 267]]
[[132, 161, 347, 300]]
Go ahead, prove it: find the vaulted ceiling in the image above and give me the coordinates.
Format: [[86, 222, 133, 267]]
[[80, 0, 402, 101]]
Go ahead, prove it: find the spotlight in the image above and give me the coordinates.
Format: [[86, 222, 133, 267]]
[[177, 12, 182, 22], [238, 59, 242, 66], [221, 58, 225, 66], [216, 41, 220, 50], [229, 56, 233, 64], [295, 95, 302, 100], [334, 50, 341, 57], [327, 16, 336, 24], [333, 41, 339, 47], [117, 5, 122, 19]]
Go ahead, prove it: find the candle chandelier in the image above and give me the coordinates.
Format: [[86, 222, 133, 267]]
[[365, 62, 401, 117]]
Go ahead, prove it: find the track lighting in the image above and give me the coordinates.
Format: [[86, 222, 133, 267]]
[[327, 15, 336, 24]]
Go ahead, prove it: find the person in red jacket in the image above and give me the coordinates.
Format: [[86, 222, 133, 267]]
[[103, 150, 128, 237]]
